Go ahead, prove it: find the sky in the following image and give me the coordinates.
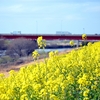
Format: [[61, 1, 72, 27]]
[[0, 0, 100, 34]]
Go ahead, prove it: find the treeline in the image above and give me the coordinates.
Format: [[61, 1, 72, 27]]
[[0, 38, 38, 65], [0, 38, 38, 57]]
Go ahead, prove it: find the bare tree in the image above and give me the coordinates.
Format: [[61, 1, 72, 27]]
[[0, 39, 7, 50], [6, 38, 38, 57]]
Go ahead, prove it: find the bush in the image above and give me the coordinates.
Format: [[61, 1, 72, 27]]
[[0, 56, 15, 64]]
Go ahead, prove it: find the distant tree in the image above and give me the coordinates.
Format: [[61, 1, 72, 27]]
[[6, 38, 38, 57], [0, 39, 7, 50]]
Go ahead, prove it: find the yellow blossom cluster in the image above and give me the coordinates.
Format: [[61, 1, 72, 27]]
[[69, 40, 74, 46], [37, 36, 46, 49], [32, 50, 40, 60], [0, 41, 100, 99], [82, 34, 87, 40]]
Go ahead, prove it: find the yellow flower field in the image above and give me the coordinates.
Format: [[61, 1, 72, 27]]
[[0, 41, 100, 100]]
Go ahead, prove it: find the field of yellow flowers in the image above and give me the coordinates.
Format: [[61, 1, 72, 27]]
[[0, 41, 100, 100]]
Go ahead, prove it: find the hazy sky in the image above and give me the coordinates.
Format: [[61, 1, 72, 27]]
[[0, 0, 100, 34]]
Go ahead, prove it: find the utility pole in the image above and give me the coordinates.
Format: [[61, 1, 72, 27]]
[[83, 28, 85, 33], [61, 20, 63, 33], [36, 21, 38, 34]]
